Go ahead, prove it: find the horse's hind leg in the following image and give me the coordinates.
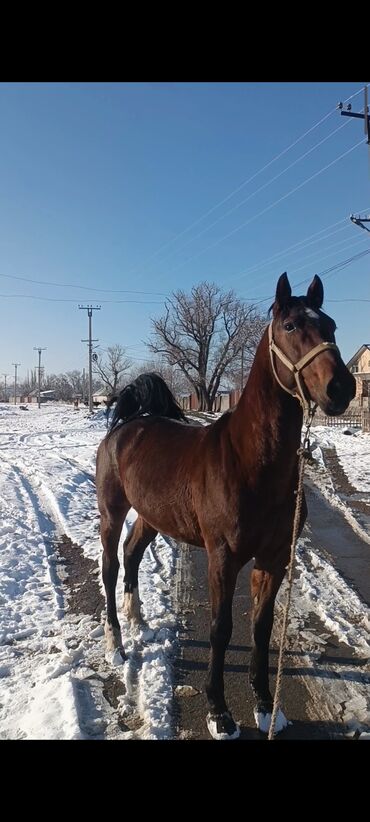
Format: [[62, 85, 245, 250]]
[[99, 490, 129, 660], [123, 517, 158, 623], [205, 545, 241, 740], [249, 565, 288, 734]]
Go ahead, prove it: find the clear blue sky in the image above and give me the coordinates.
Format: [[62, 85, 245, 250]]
[[0, 82, 369, 386]]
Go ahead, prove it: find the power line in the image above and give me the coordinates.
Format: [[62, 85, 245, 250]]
[[162, 138, 365, 279], [296, 246, 370, 285], [228, 220, 349, 292], [224, 202, 370, 287], [138, 119, 353, 270], [251, 246, 370, 305], [127, 85, 365, 281], [241, 237, 365, 304], [228, 221, 350, 285], [0, 294, 164, 304], [0, 272, 168, 296], [326, 298, 370, 303], [281, 233, 369, 280]]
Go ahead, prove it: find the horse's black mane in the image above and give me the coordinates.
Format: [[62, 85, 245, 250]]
[[107, 372, 187, 434]]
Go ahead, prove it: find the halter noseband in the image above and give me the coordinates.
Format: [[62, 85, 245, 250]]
[[268, 321, 340, 415]]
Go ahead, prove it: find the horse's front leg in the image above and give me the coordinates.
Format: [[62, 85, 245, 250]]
[[249, 565, 288, 734], [205, 545, 240, 740]]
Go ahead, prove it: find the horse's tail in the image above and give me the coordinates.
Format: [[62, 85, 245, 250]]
[[104, 394, 119, 428], [108, 372, 187, 433]]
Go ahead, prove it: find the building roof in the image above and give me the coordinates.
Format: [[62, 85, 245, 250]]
[[26, 388, 55, 397], [346, 345, 370, 370]]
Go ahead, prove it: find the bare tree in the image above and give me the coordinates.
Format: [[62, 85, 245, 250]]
[[46, 371, 91, 401], [92, 344, 132, 395], [225, 315, 267, 390], [148, 282, 265, 411]]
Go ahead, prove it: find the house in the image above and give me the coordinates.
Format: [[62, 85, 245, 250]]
[[347, 345, 370, 407], [92, 387, 108, 406], [20, 389, 56, 404]]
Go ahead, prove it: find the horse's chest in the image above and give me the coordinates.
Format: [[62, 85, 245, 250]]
[[225, 491, 298, 553]]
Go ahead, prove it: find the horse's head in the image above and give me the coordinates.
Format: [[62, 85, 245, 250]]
[[269, 272, 355, 415]]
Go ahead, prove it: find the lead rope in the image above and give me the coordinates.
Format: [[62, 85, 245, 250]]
[[268, 404, 317, 740]]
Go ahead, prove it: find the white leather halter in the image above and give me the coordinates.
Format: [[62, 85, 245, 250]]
[[268, 321, 340, 414]]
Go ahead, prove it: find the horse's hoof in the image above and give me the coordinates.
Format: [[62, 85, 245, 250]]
[[253, 707, 289, 735], [105, 647, 127, 667], [206, 711, 241, 740]]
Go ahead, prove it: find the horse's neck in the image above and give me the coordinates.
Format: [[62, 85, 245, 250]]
[[229, 328, 303, 475]]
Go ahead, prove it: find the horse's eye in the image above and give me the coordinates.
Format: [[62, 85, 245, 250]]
[[283, 322, 295, 333]]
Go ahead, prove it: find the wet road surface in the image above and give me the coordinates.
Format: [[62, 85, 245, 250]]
[[173, 476, 370, 741]]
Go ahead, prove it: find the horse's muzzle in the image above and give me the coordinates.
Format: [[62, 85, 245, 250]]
[[323, 368, 356, 416]]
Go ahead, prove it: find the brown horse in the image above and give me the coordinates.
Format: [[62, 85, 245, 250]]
[[96, 273, 355, 739]]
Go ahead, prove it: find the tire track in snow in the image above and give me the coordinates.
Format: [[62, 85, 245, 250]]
[[0, 453, 119, 738], [1, 455, 173, 738], [0, 456, 83, 738], [0, 407, 180, 738], [55, 454, 96, 483], [0, 458, 65, 616]]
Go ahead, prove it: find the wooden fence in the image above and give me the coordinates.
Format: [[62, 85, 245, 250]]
[[316, 415, 362, 428], [362, 411, 370, 433], [313, 411, 370, 432], [179, 390, 242, 413]]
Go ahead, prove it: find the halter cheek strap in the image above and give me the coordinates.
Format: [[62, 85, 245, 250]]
[[268, 321, 340, 415]]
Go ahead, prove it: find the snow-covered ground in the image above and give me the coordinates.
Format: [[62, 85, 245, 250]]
[[0, 403, 180, 740], [0, 404, 369, 739], [311, 424, 370, 495], [278, 421, 370, 736], [307, 424, 370, 544]]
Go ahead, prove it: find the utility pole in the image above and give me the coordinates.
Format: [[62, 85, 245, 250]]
[[12, 363, 21, 405], [338, 85, 370, 143], [2, 373, 9, 402], [349, 213, 370, 233], [33, 347, 47, 409], [79, 305, 101, 413]]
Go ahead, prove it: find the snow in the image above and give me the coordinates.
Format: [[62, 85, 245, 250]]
[[291, 538, 370, 655], [304, 424, 370, 545], [206, 712, 241, 740], [1, 404, 370, 739], [309, 424, 370, 494], [0, 403, 179, 740], [253, 708, 289, 735]]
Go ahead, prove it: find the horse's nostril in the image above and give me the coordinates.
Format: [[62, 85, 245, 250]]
[[327, 372, 355, 403], [327, 377, 345, 402]]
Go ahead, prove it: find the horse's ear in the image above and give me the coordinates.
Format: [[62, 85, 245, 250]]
[[306, 275, 324, 309], [273, 272, 291, 315]]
